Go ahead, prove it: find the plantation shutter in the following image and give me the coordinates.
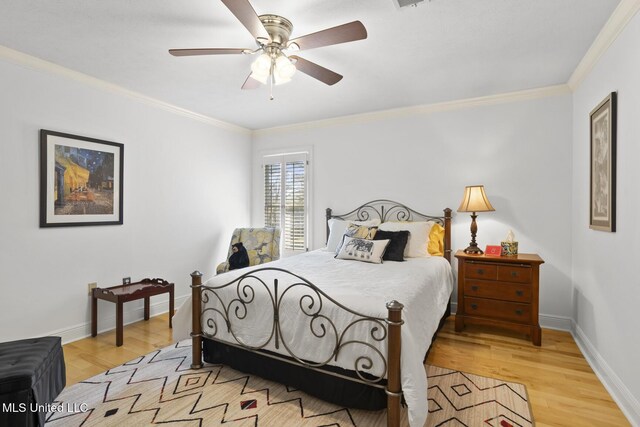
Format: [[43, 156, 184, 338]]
[[264, 163, 281, 229], [263, 152, 308, 255], [284, 159, 306, 251]]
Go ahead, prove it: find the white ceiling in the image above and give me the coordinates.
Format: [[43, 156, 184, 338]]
[[0, 0, 621, 130]]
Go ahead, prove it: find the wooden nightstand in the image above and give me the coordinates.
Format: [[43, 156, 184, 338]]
[[454, 250, 544, 345]]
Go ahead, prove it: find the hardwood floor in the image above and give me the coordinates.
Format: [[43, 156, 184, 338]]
[[63, 314, 630, 426], [427, 320, 630, 426], [63, 313, 175, 386]]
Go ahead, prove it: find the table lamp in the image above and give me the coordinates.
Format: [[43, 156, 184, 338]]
[[457, 185, 495, 254]]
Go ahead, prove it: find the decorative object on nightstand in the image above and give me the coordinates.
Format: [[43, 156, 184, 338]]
[[485, 245, 502, 256], [454, 250, 544, 345], [500, 229, 519, 256], [457, 185, 495, 254]]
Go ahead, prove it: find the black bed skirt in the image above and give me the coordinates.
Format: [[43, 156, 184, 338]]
[[203, 339, 387, 410], [202, 303, 450, 411]]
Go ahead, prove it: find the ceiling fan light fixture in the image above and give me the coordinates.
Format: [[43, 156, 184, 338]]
[[170, 0, 368, 94], [275, 55, 296, 79], [251, 53, 272, 75]]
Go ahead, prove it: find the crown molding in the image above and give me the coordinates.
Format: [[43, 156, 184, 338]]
[[253, 84, 571, 136], [0, 45, 251, 136], [568, 0, 640, 90]]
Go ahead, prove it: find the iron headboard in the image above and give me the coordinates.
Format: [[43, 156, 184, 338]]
[[326, 199, 452, 263]]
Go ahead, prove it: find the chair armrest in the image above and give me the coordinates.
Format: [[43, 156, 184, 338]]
[[216, 261, 230, 275]]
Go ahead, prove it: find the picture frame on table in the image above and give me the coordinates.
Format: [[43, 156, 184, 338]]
[[39, 129, 124, 227], [589, 92, 616, 232]]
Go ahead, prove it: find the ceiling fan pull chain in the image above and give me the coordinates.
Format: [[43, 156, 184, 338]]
[[270, 57, 275, 100]]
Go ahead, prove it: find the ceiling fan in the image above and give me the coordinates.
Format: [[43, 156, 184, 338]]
[[169, 0, 367, 98]]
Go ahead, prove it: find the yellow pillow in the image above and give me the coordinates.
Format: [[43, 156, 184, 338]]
[[427, 223, 445, 256]]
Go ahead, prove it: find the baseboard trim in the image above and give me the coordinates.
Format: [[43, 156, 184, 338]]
[[49, 294, 190, 345], [571, 321, 640, 425], [539, 314, 572, 331]]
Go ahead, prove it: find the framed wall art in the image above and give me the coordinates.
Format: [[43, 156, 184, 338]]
[[40, 130, 124, 227], [589, 92, 616, 232]]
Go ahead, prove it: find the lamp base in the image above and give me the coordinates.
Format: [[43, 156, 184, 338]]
[[463, 244, 484, 255]]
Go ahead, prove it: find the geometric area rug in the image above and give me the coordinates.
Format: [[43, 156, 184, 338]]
[[46, 341, 533, 426]]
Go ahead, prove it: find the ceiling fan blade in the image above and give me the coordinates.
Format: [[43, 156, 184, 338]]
[[290, 56, 343, 86], [221, 0, 270, 41], [241, 74, 261, 90], [288, 21, 367, 51], [169, 48, 248, 56]]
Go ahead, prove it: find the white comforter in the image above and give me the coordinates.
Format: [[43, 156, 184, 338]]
[[173, 250, 453, 427]]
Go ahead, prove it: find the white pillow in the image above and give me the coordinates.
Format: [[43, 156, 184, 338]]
[[335, 236, 390, 264], [326, 218, 381, 252], [378, 221, 435, 258]]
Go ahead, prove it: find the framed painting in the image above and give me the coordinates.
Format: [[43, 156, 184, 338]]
[[589, 92, 616, 232], [39, 130, 124, 227]]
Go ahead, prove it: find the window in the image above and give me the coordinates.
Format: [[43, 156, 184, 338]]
[[263, 152, 309, 255]]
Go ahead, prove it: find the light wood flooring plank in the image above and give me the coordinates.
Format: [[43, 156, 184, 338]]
[[62, 314, 630, 425], [427, 319, 630, 426]]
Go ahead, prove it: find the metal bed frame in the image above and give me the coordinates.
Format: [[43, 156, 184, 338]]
[[189, 200, 452, 427]]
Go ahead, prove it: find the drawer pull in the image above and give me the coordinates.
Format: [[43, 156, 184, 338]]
[[515, 290, 524, 296], [511, 271, 518, 277], [515, 309, 524, 316], [471, 304, 478, 310], [471, 285, 479, 291], [477, 269, 484, 275]]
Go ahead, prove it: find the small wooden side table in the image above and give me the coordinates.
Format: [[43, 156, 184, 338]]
[[91, 278, 174, 346], [454, 251, 544, 345]]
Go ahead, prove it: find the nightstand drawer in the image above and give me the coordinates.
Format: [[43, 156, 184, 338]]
[[465, 297, 531, 324], [497, 265, 531, 283], [464, 280, 531, 303], [464, 263, 497, 280]]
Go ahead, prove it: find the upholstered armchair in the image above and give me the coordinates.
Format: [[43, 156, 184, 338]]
[[216, 227, 281, 274]]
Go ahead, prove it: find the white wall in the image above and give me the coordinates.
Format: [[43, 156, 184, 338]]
[[571, 10, 640, 424], [252, 93, 574, 324], [0, 58, 251, 342]]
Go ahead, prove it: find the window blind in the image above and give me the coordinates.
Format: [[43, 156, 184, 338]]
[[263, 153, 308, 253], [284, 160, 306, 251], [264, 163, 281, 229]]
